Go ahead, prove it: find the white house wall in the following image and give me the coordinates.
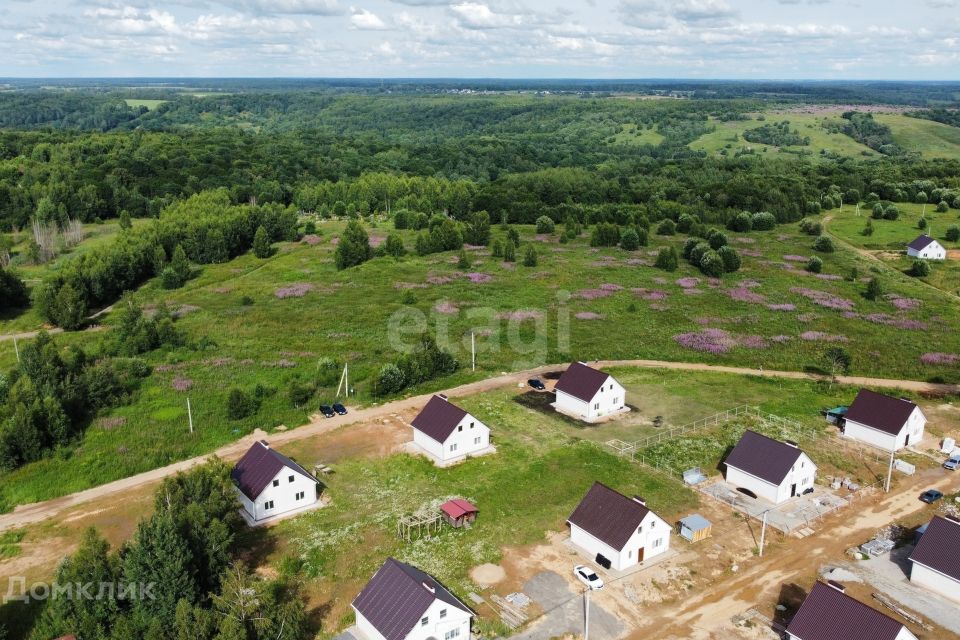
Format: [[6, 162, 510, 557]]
[[725, 466, 781, 503], [789, 625, 915, 640], [405, 597, 472, 640], [555, 376, 625, 421], [242, 467, 318, 522], [844, 407, 925, 451], [910, 562, 960, 603], [570, 510, 670, 571], [413, 412, 490, 463], [354, 609, 388, 640], [907, 243, 946, 260], [726, 452, 817, 505]]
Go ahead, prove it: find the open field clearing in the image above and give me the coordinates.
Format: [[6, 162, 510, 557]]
[[826, 202, 960, 251], [122, 98, 167, 110], [875, 113, 960, 161], [611, 122, 665, 146]]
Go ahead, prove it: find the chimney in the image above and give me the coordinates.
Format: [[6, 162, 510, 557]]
[[826, 580, 845, 593], [632, 496, 646, 506], [422, 581, 436, 594], [945, 515, 960, 525], [784, 440, 799, 448], [437, 394, 448, 401], [260, 440, 271, 449]]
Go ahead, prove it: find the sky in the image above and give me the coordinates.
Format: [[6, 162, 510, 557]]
[[1, 0, 958, 79]]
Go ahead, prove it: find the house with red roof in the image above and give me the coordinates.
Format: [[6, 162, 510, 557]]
[[352, 558, 472, 640], [409, 395, 492, 466], [724, 431, 817, 504], [908, 515, 960, 602], [567, 482, 670, 571], [906, 234, 946, 260], [231, 440, 320, 523], [786, 580, 917, 640], [553, 362, 626, 422], [842, 389, 926, 451]]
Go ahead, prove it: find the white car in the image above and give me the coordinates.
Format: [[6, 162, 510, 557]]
[[944, 454, 960, 471], [574, 565, 604, 590]]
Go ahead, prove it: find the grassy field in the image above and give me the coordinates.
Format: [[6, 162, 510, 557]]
[[123, 98, 167, 111], [826, 202, 960, 251], [690, 112, 875, 160], [3, 217, 960, 511], [612, 122, 665, 146], [876, 113, 960, 161]]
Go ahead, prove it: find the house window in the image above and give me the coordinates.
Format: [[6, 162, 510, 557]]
[[445, 629, 461, 640], [637, 526, 642, 534], [450, 443, 458, 452], [295, 491, 305, 501], [458, 425, 463, 432], [652, 538, 662, 548], [289, 475, 295, 483], [594, 403, 599, 410], [264, 500, 274, 510], [612, 398, 618, 405], [272, 479, 280, 487], [628, 550, 633, 558], [421, 617, 429, 626], [470, 422, 475, 429], [474, 437, 481, 445], [650, 521, 655, 528], [609, 384, 613, 390], [440, 609, 447, 619]]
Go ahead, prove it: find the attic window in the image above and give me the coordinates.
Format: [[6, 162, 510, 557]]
[[272, 479, 279, 487], [470, 422, 475, 429], [458, 425, 463, 432], [421, 617, 429, 626], [288, 475, 294, 483], [440, 609, 447, 619]]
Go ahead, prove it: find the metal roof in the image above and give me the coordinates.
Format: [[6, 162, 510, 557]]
[[410, 395, 469, 444], [679, 514, 711, 531], [554, 361, 611, 403], [352, 558, 471, 640], [724, 430, 805, 486], [441, 499, 478, 519], [845, 389, 918, 436], [567, 482, 651, 550], [907, 234, 936, 251], [786, 581, 906, 640], [231, 440, 317, 501], [909, 515, 960, 582]]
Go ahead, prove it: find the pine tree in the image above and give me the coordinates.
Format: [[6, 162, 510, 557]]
[[334, 220, 372, 270], [252, 225, 272, 259], [522, 244, 538, 266]]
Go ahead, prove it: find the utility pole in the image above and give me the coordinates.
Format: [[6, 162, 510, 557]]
[[584, 588, 591, 640], [759, 511, 768, 557], [471, 332, 476, 372], [187, 397, 194, 434], [885, 447, 895, 493], [13, 336, 20, 363]]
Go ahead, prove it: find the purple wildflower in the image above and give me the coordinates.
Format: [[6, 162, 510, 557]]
[[434, 301, 459, 315], [466, 272, 493, 283], [172, 377, 194, 392], [766, 303, 796, 312], [783, 255, 808, 262], [790, 287, 855, 311], [920, 352, 960, 365], [301, 234, 322, 246], [800, 331, 848, 343], [673, 328, 735, 354], [676, 277, 701, 289], [727, 288, 767, 304], [495, 310, 543, 321], [575, 312, 604, 320], [887, 295, 921, 311], [275, 283, 315, 299], [576, 288, 614, 300]]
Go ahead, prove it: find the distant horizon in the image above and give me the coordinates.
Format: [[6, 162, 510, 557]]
[[2, 77, 959, 84]]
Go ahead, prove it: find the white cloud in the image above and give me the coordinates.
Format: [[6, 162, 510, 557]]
[[219, 0, 344, 15], [350, 7, 389, 29], [449, 3, 518, 29]]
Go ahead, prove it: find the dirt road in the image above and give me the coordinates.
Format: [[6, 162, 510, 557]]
[[0, 359, 956, 533]]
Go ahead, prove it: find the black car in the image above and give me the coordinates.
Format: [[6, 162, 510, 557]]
[[332, 403, 348, 416], [528, 378, 546, 391], [320, 405, 335, 418], [920, 489, 944, 504]]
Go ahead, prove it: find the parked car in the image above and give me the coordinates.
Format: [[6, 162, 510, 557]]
[[920, 489, 944, 504], [528, 378, 546, 391], [332, 403, 348, 416], [944, 454, 960, 471], [573, 565, 603, 590], [320, 405, 335, 418]]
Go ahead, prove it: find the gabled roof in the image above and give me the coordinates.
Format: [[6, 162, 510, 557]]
[[231, 440, 316, 501], [352, 558, 471, 640], [567, 482, 651, 551], [908, 234, 938, 251], [554, 362, 612, 403], [441, 498, 478, 519], [724, 430, 805, 486], [786, 581, 907, 640], [909, 515, 960, 582], [411, 395, 469, 443], [845, 389, 919, 436]]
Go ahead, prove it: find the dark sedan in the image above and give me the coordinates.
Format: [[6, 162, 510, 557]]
[[528, 378, 546, 391], [920, 489, 944, 504], [319, 405, 335, 418]]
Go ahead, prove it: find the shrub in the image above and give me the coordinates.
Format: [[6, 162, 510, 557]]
[[226, 388, 256, 420], [491, 238, 504, 258], [457, 249, 471, 269], [799, 219, 822, 236], [535, 216, 556, 234], [0, 267, 28, 310], [393, 209, 410, 229], [917, 217, 928, 230], [871, 203, 885, 219], [883, 206, 899, 220], [463, 211, 491, 246], [699, 250, 725, 277], [717, 246, 741, 273], [252, 225, 272, 258], [676, 214, 696, 233], [635, 227, 649, 247], [936, 201, 949, 213], [383, 233, 406, 257], [751, 212, 777, 230], [909, 260, 931, 277], [707, 229, 728, 250], [689, 241, 712, 266], [812, 236, 835, 253], [681, 237, 702, 259], [861, 219, 874, 236], [335, 220, 372, 270], [865, 277, 883, 300], [619, 228, 640, 251], [304, 220, 317, 234], [806, 256, 823, 273], [654, 246, 678, 271], [506, 227, 520, 247], [375, 364, 407, 395], [590, 223, 620, 247], [945, 225, 960, 242], [656, 219, 676, 236], [728, 212, 753, 232], [503, 241, 516, 262], [522, 245, 538, 266], [288, 382, 314, 408]]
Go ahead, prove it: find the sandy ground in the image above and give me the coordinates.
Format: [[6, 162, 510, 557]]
[[3, 360, 957, 535], [487, 469, 960, 640]]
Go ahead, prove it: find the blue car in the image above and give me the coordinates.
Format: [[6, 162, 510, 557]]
[[528, 379, 546, 391], [920, 489, 944, 504]]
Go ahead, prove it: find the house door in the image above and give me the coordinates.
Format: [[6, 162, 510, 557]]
[[637, 547, 644, 562], [791, 484, 797, 497]]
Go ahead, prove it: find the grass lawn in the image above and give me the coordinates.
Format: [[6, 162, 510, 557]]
[[3, 218, 960, 511], [123, 98, 167, 111], [690, 113, 875, 160], [876, 113, 960, 161], [612, 122, 664, 146], [827, 202, 960, 251]]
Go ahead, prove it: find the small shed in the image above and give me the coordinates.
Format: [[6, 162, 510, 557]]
[[825, 406, 848, 425], [441, 498, 478, 528], [678, 514, 712, 543]]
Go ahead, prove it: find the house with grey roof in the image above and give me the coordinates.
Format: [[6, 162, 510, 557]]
[[908, 515, 960, 602], [409, 395, 492, 466], [567, 482, 670, 572], [724, 430, 817, 504], [842, 389, 926, 451], [906, 234, 946, 260], [786, 580, 917, 640], [352, 558, 472, 640], [553, 361, 626, 422], [231, 440, 320, 524]]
